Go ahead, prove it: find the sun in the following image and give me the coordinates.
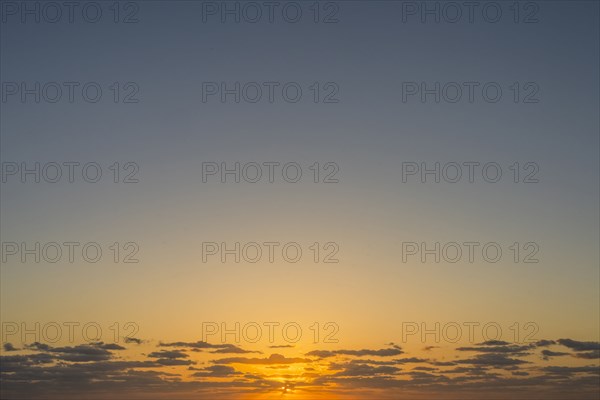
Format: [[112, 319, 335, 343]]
[[280, 382, 295, 395]]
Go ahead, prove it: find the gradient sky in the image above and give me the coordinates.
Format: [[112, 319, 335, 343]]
[[1, 1, 599, 399]]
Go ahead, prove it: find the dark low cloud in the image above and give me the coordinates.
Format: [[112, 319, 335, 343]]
[[542, 366, 600, 376], [444, 366, 491, 375], [478, 340, 512, 346], [159, 341, 260, 354], [574, 350, 600, 360], [541, 350, 570, 360], [394, 357, 429, 364], [147, 350, 188, 359], [455, 353, 530, 367], [431, 361, 458, 366], [213, 353, 310, 365], [2, 336, 599, 399], [557, 339, 600, 352], [306, 346, 403, 359], [123, 337, 144, 345], [412, 366, 437, 371], [512, 371, 530, 376], [328, 362, 401, 377], [155, 358, 195, 366], [456, 344, 532, 355], [192, 365, 242, 377], [25, 342, 116, 362], [91, 342, 126, 351], [3, 343, 18, 352], [1, 353, 55, 371], [534, 340, 557, 347]]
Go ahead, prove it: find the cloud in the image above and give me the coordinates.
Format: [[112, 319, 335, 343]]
[[210, 345, 262, 354], [192, 365, 242, 377], [412, 366, 437, 371], [25, 342, 115, 362], [557, 339, 600, 352], [305, 346, 403, 359], [26, 342, 51, 351], [155, 358, 195, 366], [541, 350, 570, 360], [147, 350, 189, 359], [123, 337, 144, 345], [478, 340, 512, 346], [159, 341, 260, 354], [1, 353, 55, 370], [3, 336, 599, 399], [393, 357, 429, 364], [342, 359, 397, 366], [455, 354, 530, 367], [431, 361, 458, 366], [456, 344, 532, 355], [3, 343, 18, 352], [91, 342, 126, 350], [328, 362, 401, 377], [542, 366, 600, 376], [213, 353, 311, 365], [444, 366, 492, 375], [534, 340, 556, 347], [0, 357, 175, 398], [574, 350, 600, 360], [146, 350, 194, 366]]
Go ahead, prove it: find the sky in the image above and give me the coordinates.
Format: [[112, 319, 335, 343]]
[[0, 0, 599, 399]]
